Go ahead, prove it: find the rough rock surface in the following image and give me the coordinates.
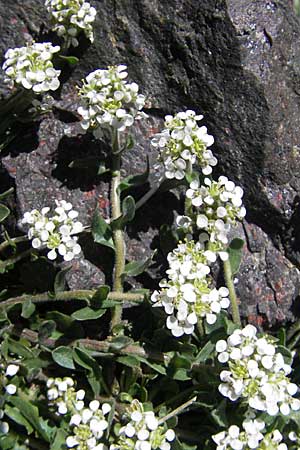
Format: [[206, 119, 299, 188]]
[[1, 0, 300, 327]]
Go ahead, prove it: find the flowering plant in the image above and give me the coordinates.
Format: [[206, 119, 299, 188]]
[[1, 2, 300, 450]]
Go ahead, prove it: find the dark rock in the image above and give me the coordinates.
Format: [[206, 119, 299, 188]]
[[1, 0, 300, 326]]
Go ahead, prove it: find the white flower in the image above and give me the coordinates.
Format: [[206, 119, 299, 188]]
[[5, 364, 19, 377], [3, 42, 61, 93], [45, 0, 97, 47], [22, 200, 82, 261], [152, 110, 217, 179], [78, 65, 146, 137], [115, 400, 175, 450], [216, 325, 300, 415], [5, 384, 17, 395]]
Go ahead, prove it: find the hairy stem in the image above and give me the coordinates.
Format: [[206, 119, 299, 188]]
[[223, 258, 241, 326], [0, 290, 146, 309], [110, 131, 126, 330]]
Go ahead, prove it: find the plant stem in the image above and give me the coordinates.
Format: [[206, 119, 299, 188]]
[[0, 235, 28, 253], [0, 248, 32, 271], [157, 396, 197, 425], [223, 258, 241, 326], [110, 130, 126, 331], [0, 290, 146, 308]]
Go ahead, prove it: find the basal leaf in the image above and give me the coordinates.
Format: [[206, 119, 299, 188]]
[[21, 300, 36, 319], [9, 397, 50, 442], [71, 306, 106, 321], [54, 265, 72, 294], [52, 346, 75, 369]]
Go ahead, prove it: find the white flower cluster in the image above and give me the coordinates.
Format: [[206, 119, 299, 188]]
[[216, 325, 300, 416], [45, 0, 97, 48], [0, 363, 19, 435], [22, 200, 83, 261], [151, 110, 216, 179], [212, 419, 287, 450], [47, 376, 79, 415], [47, 377, 111, 450], [111, 400, 175, 450], [2, 42, 61, 93], [67, 400, 111, 450], [185, 176, 246, 256], [78, 65, 146, 138], [151, 239, 230, 337]]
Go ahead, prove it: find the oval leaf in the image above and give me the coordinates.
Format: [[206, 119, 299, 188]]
[[72, 306, 106, 321], [52, 346, 75, 369]]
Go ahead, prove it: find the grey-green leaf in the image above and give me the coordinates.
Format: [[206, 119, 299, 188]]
[[228, 238, 245, 275], [91, 208, 115, 251], [52, 346, 75, 369], [72, 306, 106, 321]]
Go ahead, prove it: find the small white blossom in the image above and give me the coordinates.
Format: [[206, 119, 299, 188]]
[[45, 0, 97, 48], [78, 65, 146, 138], [3, 42, 61, 93], [212, 419, 287, 450], [5, 364, 19, 377], [216, 325, 300, 416], [22, 200, 83, 261], [151, 239, 230, 337], [151, 110, 217, 179], [112, 400, 175, 450]]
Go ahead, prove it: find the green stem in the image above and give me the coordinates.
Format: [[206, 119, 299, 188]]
[[196, 319, 204, 337], [110, 131, 126, 331], [0, 235, 28, 253], [0, 290, 146, 309], [223, 258, 241, 326], [0, 248, 32, 271], [157, 396, 197, 425]]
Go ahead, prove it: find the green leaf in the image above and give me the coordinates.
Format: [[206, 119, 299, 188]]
[[51, 429, 68, 450], [52, 346, 75, 369], [117, 355, 141, 368], [54, 265, 72, 294], [111, 196, 135, 230], [21, 300, 35, 319], [90, 285, 110, 309], [73, 347, 101, 396], [0, 204, 10, 222], [72, 306, 106, 321], [91, 208, 115, 251], [211, 399, 228, 427], [7, 338, 34, 358], [228, 238, 245, 275], [8, 397, 50, 442], [277, 345, 294, 366], [38, 320, 56, 342], [123, 251, 156, 278], [46, 311, 76, 331], [125, 133, 135, 151], [195, 341, 215, 363], [97, 161, 110, 175], [5, 405, 34, 434], [108, 336, 133, 351], [185, 171, 199, 185], [118, 157, 149, 193], [59, 55, 79, 65], [0, 187, 14, 200]]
